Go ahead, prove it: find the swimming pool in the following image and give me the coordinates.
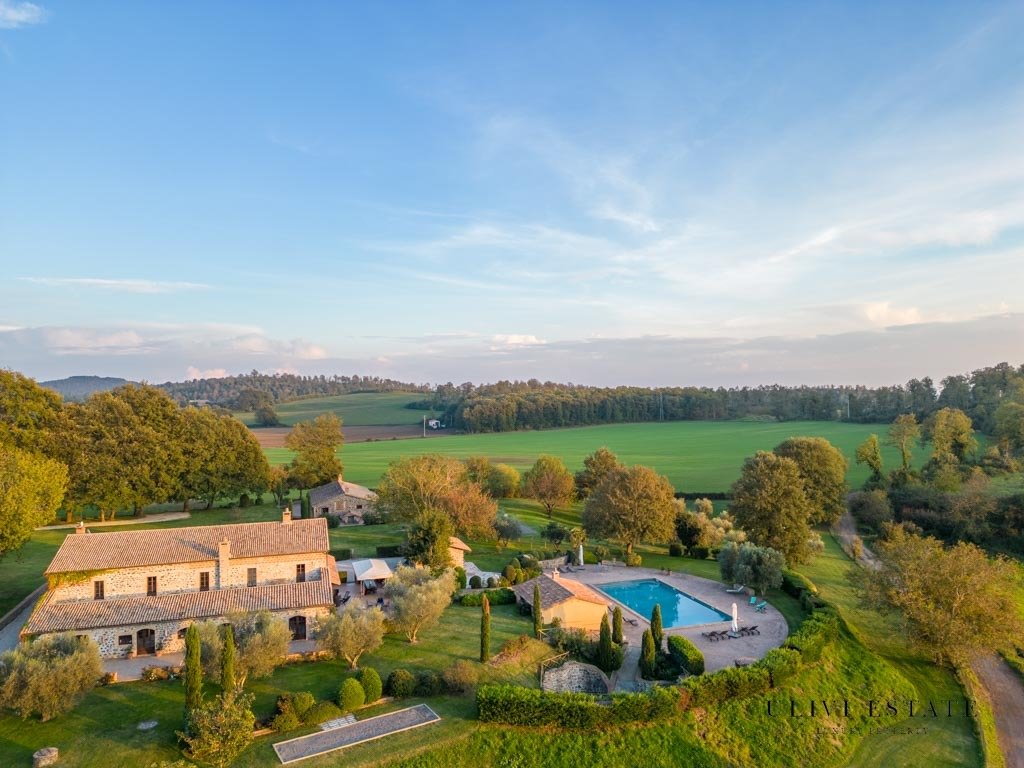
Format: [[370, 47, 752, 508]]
[[596, 579, 730, 628]]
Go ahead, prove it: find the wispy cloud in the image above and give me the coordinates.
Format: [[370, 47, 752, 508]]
[[0, 1, 47, 29], [19, 277, 211, 294]]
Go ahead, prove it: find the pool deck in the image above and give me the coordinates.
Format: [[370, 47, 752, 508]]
[[559, 566, 788, 675]]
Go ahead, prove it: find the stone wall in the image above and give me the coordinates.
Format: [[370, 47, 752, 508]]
[[52, 553, 330, 602], [76, 604, 333, 659], [541, 661, 610, 694]]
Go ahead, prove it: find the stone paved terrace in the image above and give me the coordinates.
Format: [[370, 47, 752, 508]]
[[273, 704, 440, 764], [559, 565, 789, 673]]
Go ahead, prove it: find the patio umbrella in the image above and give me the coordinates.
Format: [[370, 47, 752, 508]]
[[731, 602, 739, 634], [578, 543, 584, 566]]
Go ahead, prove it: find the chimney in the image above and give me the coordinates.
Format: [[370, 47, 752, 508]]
[[282, 507, 292, 525], [74, 521, 86, 535], [217, 538, 230, 589], [550, 570, 560, 580]]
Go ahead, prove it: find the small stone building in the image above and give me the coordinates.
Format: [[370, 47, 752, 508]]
[[308, 476, 377, 524], [448, 536, 471, 567], [23, 511, 338, 658], [512, 572, 609, 631]]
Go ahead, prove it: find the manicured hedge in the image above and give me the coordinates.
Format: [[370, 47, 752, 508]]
[[783, 608, 839, 663], [667, 635, 705, 676], [376, 544, 405, 558], [680, 665, 771, 708], [331, 547, 353, 561], [459, 588, 516, 606], [760, 647, 801, 687], [781, 570, 818, 599], [476, 685, 684, 727]]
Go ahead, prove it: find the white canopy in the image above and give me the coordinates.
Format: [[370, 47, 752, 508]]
[[352, 558, 394, 582]]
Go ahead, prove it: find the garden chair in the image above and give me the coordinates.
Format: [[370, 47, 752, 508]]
[[754, 601, 767, 613]]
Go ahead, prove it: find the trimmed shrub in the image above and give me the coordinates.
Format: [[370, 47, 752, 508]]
[[486, 577, 498, 588], [689, 546, 709, 560], [783, 609, 839, 663], [760, 647, 801, 687], [454, 566, 467, 590], [387, 669, 416, 698], [291, 692, 316, 721], [331, 547, 353, 561], [459, 588, 516, 607], [339, 677, 366, 713], [415, 670, 445, 697], [639, 630, 656, 679], [781, 570, 818, 599], [469, 575, 482, 589], [668, 542, 684, 557], [271, 709, 300, 732], [681, 665, 771, 707], [625, 553, 643, 567], [476, 685, 684, 728], [359, 667, 382, 704], [304, 701, 343, 725], [442, 659, 480, 693], [667, 635, 705, 676], [376, 544, 405, 558], [141, 665, 171, 682]]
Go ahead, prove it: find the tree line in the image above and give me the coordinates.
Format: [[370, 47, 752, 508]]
[[158, 370, 430, 408], [411, 362, 1024, 433], [0, 370, 273, 555]]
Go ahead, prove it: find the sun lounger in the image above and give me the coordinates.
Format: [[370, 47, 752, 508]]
[[749, 595, 758, 605], [746, 625, 759, 635], [754, 601, 767, 613], [726, 584, 745, 594]]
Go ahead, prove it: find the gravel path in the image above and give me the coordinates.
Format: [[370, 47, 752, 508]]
[[972, 656, 1024, 768], [37, 511, 191, 530], [273, 704, 440, 764], [832, 511, 880, 570]]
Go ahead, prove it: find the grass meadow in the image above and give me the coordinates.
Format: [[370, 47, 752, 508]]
[[236, 392, 434, 427], [267, 419, 916, 492]]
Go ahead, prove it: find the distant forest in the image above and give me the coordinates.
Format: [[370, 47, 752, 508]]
[[149, 363, 1024, 436], [158, 371, 431, 407]]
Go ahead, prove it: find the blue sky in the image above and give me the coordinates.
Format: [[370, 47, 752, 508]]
[[2, 1, 1023, 386]]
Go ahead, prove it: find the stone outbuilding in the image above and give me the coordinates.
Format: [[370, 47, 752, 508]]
[[307, 476, 377, 524], [448, 536, 471, 568], [512, 572, 609, 631], [23, 510, 338, 658]]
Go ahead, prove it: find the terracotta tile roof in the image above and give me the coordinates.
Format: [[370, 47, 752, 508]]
[[45, 518, 329, 574], [24, 579, 334, 634], [512, 573, 608, 610], [448, 536, 472, 552]]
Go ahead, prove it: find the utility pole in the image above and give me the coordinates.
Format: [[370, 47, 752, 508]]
[[422, 414, 426, 438]]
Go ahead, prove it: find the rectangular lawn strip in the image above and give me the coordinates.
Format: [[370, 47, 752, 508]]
[[266, 420, 918, 491], [801, 534, 981, 768], [237, 392, 433, 428]]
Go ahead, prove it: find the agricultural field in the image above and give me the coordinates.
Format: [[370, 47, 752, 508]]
[[237, 392, 436, 428], [267, 420, 918, 492]]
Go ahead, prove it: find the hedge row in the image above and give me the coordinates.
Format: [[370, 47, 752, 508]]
[[458, 588, 516, 607], [667, 635, 705, 676], [782, 608, 839, 663], [476, 684, 685, 727], [376, 544, 405, 558], [331, 547, 353, 561], [780, 570, 818, 599]]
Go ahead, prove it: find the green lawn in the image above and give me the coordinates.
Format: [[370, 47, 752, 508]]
[[267, 420, 918, 492], [0, 603, 547, 768], [237, 392, 435, 427], [800, 534, 980, 768]]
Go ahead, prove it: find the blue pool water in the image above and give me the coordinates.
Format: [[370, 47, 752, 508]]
[[596, 579, 730, 628]]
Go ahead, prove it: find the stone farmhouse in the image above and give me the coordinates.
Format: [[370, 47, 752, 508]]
[[512, 572, 609, 631], [307, 476, 377, 524], [23, 510, 338, 659]]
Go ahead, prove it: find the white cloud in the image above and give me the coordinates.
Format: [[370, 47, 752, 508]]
[[185, 366, 228, 380], [0, 1, 47, 29], [20, 277, 211, 294], [861, 302, 923, 327], [491, 334, 545, 347]]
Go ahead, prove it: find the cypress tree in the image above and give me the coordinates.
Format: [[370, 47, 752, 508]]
[[597, 613, 613, 672], [650, 604, 663, 651], [640, 629, 656, 679], [612, 606, 623, 645], [184, 624, 203, 713], [533, 583, 543, 639], [221, 623, 236, 693], [480, 594, 491, 663]]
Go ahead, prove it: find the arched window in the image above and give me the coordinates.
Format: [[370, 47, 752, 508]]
[[288, 615, 307, 641]]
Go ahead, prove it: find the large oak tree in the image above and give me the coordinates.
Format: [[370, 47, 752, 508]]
[[582, 465, 676, 555], [774, 437, 848, 525]]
